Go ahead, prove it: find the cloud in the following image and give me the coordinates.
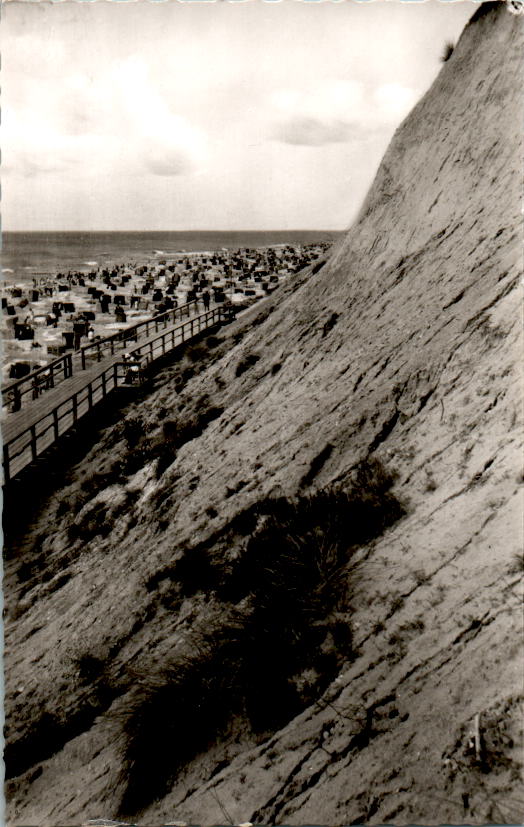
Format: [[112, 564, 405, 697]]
[[3, 153, 68, 179], [272, 117, 370, 147], [267, 79, 417, 147], [3, 54, 209, 183], [143, 144, 196, 177]]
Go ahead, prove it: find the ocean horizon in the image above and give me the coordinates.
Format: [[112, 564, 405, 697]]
[[1, 230, 343, 284]]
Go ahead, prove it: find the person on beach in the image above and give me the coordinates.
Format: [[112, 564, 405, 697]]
[[202, 290, 210, 310]]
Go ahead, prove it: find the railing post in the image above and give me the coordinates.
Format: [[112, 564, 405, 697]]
[[3, 444, 10, 485], [102, 372, 107, 397], [30, 424, 37, 461], [110, 340, 114, 357], [190, 319, 194, 338], [72, 394, 78, 423], [114, 364, 119, 388], [53, 408, 59, 440], [81, 348, 86, 370], [13, 385, 22, 412], [87, 384, 93, 410]]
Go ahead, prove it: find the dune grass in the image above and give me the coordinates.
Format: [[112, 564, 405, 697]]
[[116, 457, 404, 815], [441, 40, 455, 62]]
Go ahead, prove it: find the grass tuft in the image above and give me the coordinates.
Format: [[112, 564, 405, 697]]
[[115, 459, 404, 814], [441, 40, 455, 62], [235, 353, 260, 377], [117, 610, 249, 815]]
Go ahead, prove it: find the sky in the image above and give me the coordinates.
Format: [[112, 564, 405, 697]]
[[2, 0, 476, 232]]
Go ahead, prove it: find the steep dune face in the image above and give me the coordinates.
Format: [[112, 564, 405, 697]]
[[4, 4, 523, 825]]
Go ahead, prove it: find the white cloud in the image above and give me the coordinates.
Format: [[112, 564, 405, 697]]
[[1, 0, 474, 230], [270, 80, 365, 122], [3, 53, 209, 183], [272, 118, 371, 148], [268, 78, 413, 148], [142, 143, 196, 177]]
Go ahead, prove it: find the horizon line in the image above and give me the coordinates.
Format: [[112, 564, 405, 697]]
[[2, 228, 345, 234]]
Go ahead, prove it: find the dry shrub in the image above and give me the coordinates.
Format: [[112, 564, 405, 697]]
[[116, 459, 404, 815], [235, 353, 260, 377], [117, 610, 249, 815], [441, 40, 455, 62], [112, 399, 224, 480], [154, 403, 224, 477]]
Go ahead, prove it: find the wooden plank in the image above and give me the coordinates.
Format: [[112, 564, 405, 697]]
[[3, 299, 203, 412], [2, 305, 227, 481], [30, 425, 37, 462]]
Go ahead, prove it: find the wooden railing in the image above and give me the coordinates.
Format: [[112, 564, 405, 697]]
[[2, 354, 74, 413], [3, 360, 119, 484], [124, 306, 223, 365], [1, 298, 204, 412], [2, 305, 228, 484], [78, 297, 202, 368]]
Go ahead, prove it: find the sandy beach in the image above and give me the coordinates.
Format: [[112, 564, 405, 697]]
[[2, 241, 330, 389]]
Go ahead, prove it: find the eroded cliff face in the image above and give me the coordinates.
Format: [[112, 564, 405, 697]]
[[4, 4, 523, 825]]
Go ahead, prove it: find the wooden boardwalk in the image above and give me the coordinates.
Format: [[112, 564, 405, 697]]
[[2, 303, 229, 483]]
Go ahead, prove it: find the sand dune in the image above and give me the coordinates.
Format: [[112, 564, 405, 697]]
[[3, 3, 522, 824]]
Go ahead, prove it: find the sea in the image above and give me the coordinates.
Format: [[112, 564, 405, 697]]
[[1, 231, 342, 285]]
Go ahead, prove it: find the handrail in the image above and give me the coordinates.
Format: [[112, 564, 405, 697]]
[[77, 297, 201, 366], [2, 304, 228, 483], [2, 297, 203, 412], [2, 353, 74, 409]]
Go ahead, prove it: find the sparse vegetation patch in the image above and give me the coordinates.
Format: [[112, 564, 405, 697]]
[[441, 41, 455, 62], [116, 458, 405, 815], [235, 352, 261, 377]]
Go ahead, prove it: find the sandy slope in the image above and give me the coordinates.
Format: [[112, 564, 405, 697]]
[[4, 3, 523, 825]]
